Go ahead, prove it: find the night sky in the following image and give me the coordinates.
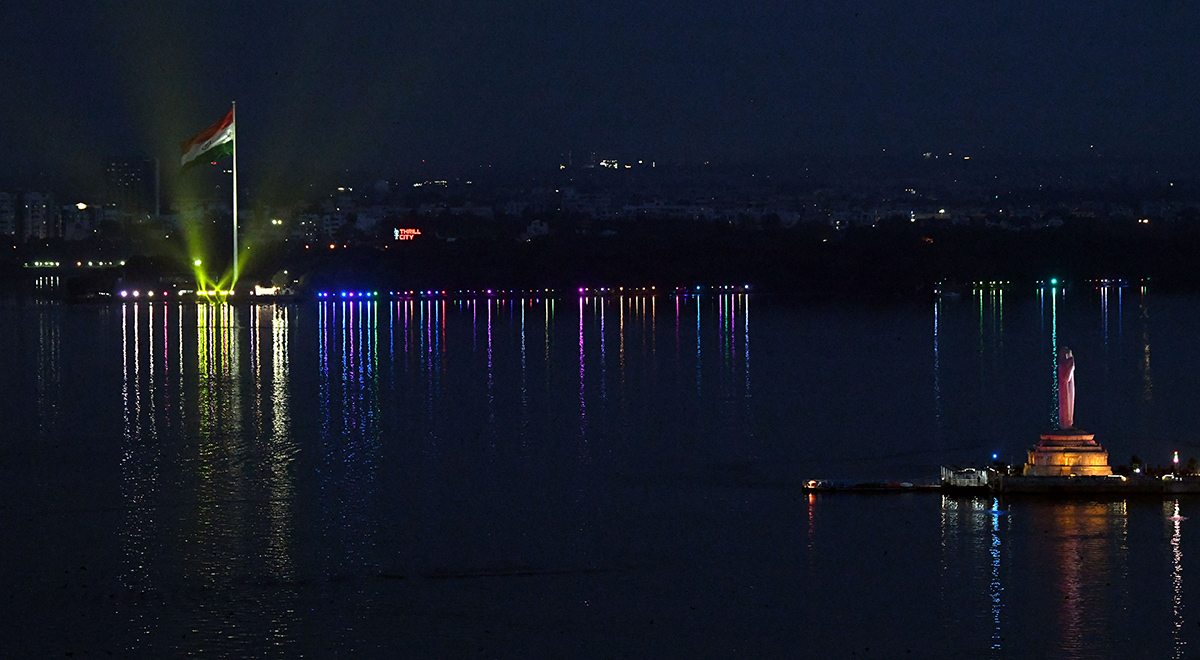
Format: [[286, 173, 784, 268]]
[[4, 1, 1200, 191]]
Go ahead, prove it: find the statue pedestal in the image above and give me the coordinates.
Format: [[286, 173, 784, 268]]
[[1023, 429, 1112, 476]]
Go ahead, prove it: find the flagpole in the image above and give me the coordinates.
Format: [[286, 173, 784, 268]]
[[231, 101, 238, 286]]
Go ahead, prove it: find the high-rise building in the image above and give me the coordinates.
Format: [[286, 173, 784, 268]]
[[21, 192, 59, 240], [105, 158, 158, 221]]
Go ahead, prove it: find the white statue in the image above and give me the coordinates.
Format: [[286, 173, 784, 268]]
[[1057, 347, 1075, 429]]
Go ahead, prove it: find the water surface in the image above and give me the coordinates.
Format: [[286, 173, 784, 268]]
[[2, 286, 1198, 658]]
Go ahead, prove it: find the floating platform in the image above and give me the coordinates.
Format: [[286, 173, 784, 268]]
[[803, 472, 1200, 496], [803, 480, 941, 494]]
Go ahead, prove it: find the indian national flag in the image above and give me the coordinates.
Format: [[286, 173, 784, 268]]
[[180, 108, 234, 171]]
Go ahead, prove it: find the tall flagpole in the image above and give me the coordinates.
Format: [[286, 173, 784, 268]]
[[231, 101, 238, 286]]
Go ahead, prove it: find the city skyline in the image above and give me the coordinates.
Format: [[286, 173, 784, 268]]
[[4, 1, 1200, 192]]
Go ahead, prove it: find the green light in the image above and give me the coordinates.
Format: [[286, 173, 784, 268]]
[[194, 259, 203, 267], [1050, 278, 1058, 285]]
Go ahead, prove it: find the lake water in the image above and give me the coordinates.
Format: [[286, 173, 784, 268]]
[[2, 284, 1199, 658]]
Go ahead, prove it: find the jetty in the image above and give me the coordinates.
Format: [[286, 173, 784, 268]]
[[803, 469, 1200, 496]]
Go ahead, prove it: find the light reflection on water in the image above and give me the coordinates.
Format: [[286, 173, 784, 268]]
[[933, 298, 943, 444], [36, 300, 61, 440], [1167, 498, 1186, 660], [119, 302, 158, 647], [113, 302, 305, 655], [1140, 288, 1153, 403], [933, 495, 1181, 660], [9, 291, 1200, 657]]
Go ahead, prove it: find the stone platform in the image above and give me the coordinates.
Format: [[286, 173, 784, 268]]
[[1023, 429, 1112, 477]]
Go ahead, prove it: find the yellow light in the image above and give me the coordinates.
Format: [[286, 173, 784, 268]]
[[75, 202, 87, 210]]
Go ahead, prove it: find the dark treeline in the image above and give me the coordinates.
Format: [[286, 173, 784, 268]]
[[282, 215, 1200, 297], [6, 212, 1200, 299]]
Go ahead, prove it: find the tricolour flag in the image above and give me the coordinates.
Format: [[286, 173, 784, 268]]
[[180, 108, 234, 172]]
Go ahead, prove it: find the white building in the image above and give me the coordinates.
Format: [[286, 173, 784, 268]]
[[22, 192, 58, 240]]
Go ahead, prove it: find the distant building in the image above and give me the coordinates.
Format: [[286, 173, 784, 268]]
[[518, 219, 549, 242], [61, 203, 102, 241], [21, 192, 59, 240], [105, 158, 158, 222], [0, 192, 16, 237], [293, 213, 321, 241]]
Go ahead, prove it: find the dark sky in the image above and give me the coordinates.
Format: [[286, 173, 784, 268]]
[[3, 0, 1200, 192]]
